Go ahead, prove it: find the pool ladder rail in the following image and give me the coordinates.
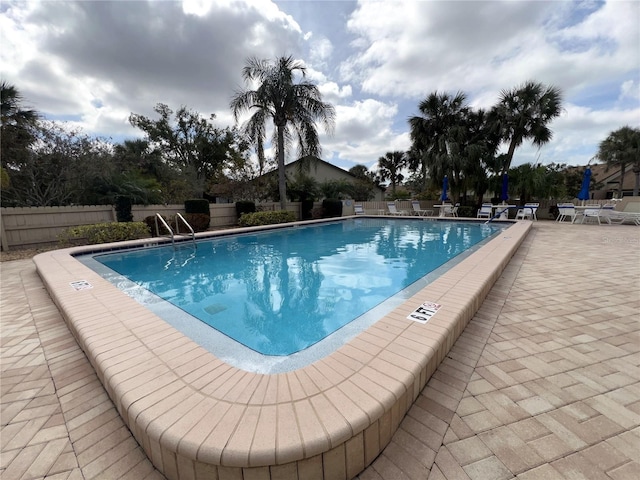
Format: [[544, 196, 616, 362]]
[[154, 213, 197, 248]]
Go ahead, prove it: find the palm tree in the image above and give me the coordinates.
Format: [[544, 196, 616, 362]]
[[493, 81, 563, 174], [377, 151, 407, 197], [596, 126, 640, 197], [230, 56, 335, 209], [408, 91, 469, 196], [1, 82, 39, 168]]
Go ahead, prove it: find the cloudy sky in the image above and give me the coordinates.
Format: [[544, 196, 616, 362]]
[[2, 0, 638, 173]]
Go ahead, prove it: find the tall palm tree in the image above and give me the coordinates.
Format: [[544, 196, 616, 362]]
[[597, 126, 640, 197], [230, 56, 335, 209], [408, 91, 469, 196], [378, 151, 407, 197], [1, 82, 39, 167], [493, 81, 563, 174]]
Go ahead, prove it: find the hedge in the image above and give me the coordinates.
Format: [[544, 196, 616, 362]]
[[59, 222, 150, 246], [238, 210, 296, 227]]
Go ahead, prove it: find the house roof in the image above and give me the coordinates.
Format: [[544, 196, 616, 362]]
[[264, 156, 385, 192]]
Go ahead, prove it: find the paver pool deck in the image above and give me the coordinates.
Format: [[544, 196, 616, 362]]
[[1, 221, 639, 480]]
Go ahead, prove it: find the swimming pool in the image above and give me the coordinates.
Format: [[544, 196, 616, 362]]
[[34, 218, 531, 480], [83, 219, 504, 361]]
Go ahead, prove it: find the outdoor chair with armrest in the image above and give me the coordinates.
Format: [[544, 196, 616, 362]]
[[556, 203, 577, 223], [441, 203, 458, 217], [574, 205, 602, 224], [476, 203, 493, 219], [387, 202, 407, 216], [516, 203, 539, 220], [354, 204, 365, 215], [411, 200, 433, 216]]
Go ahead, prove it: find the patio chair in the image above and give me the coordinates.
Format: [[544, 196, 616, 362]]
[[354, 204, 365, 215], [574, 205, 602, 224], [476, 203, 493, 219], [556, 203, 577, 223], [387, 202, 407, 216], [441, 203, 458, 217], [411, 200, 433, 216], [515, 203, 539, 220]]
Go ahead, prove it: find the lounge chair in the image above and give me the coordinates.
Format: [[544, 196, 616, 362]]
[[354, 204, 365, 215], [477, 203, 493, 219], [556, 203, 577, 223], [597, 206, 640, 225], [411, 201, 433, 216], [387, 202, 407, 216], [516, 203, 539, 220], [574, 205, 602, 224]]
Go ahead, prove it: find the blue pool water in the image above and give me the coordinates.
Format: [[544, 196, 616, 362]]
[[90, 219, 503, 358]]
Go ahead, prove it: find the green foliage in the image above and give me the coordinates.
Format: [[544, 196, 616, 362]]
[[387, 189, 411, 200], [238, 210, 296, 227], [319, 179, 351, 200], [235, 200, 256, 218], [114, 195, 133, 222], [378, 151, 407, 196], [322, 199, 343, 217], [349, 179, 377, 201], [230, 55, 335, 209], [59, 222, 150, 246], [1, 82, 39, 172], [287, 173, 320, 202], [129, 103, 245, 198], [184, 198, 210, 215]]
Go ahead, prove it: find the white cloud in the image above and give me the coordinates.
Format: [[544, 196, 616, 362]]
[[0, 0, 637, 175]]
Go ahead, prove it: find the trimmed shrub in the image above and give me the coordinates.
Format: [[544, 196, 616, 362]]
[[322, 199, 343, 218], [59, 222, 150, 246], [114, 195, 133, 222], [184, 199, 210, 215], [183, 213, 210, 232], [236, 201, 256, 218], [238, 210, 296, 227]]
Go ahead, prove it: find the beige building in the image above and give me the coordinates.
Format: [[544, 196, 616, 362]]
[[588, 163, 639, 199], [263, 156, 386, 201]]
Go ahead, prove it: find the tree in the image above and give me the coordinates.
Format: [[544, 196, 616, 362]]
[[1, 82, 39, 174], [377, 151, 407, 197], [3, 121, 111, 206], [348, 164, 378, 201], [408, 91, 470, 198], [230, 55, 335, 210], [129, 103, 241, 198], [596, 126, 640, 197], [493, 81, 563, 174]]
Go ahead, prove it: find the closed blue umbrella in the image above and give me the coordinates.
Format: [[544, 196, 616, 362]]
[[441, 175, 449, 201], [577, 167, 592, 203], [500, 173, 509, 202]]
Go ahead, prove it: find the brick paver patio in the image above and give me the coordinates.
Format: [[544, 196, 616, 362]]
[[2, 222, 639, 479]]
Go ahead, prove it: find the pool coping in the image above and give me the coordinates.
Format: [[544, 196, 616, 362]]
[[34, 217, 532, 480]]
